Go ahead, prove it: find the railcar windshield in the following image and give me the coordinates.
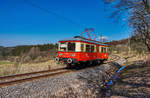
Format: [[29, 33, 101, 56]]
[[59, 42, 76, 52], [60, 42, 67, 51]]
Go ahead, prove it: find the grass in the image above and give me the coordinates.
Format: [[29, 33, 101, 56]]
[[0, 61, 15, 76], [0, 59, 63, 76], [0, 61, 14, 65]]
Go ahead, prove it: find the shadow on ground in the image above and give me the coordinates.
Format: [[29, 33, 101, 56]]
[[111, 61, 150, 98]]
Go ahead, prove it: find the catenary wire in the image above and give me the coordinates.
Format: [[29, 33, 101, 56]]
[[24, 0, 85, 28]]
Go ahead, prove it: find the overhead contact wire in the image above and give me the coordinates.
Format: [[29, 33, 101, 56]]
[[24, 0, 85, 28]]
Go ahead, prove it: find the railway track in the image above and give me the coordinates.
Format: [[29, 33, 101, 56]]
[[105, 55, 120, 63], [0, 68, 71, 87], [0, 55, 120, 87]]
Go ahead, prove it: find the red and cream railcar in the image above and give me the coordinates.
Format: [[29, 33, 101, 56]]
[[55, 36, 109, 67]]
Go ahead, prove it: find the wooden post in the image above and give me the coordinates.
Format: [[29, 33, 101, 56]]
[[48, 65, 51, 70]]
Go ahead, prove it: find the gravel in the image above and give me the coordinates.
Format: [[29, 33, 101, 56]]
[[0, 58, 126, 98]]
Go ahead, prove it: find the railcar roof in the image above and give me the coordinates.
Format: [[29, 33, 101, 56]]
[[59, 36, 108, 46]]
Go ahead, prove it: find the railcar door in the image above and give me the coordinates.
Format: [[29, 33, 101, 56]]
[[85, 44, 97, 61]]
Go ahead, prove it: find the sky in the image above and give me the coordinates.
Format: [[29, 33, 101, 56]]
[[0, 0, 130, 47]]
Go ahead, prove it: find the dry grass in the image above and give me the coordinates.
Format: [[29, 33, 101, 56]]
[[17, 59, 64, 73], [0, 59, 64, 76], [110, 54, 150, 98], [113, 51, 149, 66], [111, 65, 150, 97], [143, 54, 150, 64], [0, 61, 14, 65], [0, 61, 15, 76]]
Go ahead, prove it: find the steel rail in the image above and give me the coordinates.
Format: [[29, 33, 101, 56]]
[[0, 68, 66, 80], [0, 55, 120, 87], [0, 70, 73, 87]]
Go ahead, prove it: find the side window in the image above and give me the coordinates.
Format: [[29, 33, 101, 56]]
[[100, 46, 108, 53], [108, 47, 111, 53], [106, 47, 108, 53], [101, 47, 104, 53], [104, 47, 106, 53], [94, 46, 97, 52], [68, 42, 75, 51], [86, 44, 91, 52], [91, 45, 94, 53], [81, 44, 84, 52]]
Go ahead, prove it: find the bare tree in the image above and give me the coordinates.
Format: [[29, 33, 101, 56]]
[[103, 0, 150, 52]]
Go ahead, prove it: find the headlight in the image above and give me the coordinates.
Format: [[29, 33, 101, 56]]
[[72, 53, 75, 56], [55, 57, 59, 62], [59, 53, 63, 56]]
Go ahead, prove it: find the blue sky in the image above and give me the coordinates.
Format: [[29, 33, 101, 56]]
[[0, 0, 130, 47]]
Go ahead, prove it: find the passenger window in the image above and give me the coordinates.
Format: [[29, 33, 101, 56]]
[[86, 45, 91, 52], [81, 44, 84, 52], [94, 46, 97, 52], [104, 48, 106, 53], [68, 42, 75, 51], [101, 47, 104, 53], [91, 45, 94, 53], [106, 47, 108, 53]]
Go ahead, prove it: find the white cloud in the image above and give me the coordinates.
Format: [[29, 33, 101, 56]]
[[96, 36, 108, 42], [97, 36, 108, 40], [100, 36, 108, 40]]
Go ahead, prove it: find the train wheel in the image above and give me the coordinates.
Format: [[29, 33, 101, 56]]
[[87, 61, 93, 66], [96, 60, 101, 65], [66, 63, 72, 69], [101, 60, 105, 64], [93, 60, 99, 65]]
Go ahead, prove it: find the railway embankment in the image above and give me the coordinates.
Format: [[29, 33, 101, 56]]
[[0, 58, 126, 98], [110, 60, 150, 98]]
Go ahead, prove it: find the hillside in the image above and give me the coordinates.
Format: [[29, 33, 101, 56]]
[[106, 39, 150, 97], [0, 44, 57, 62], [106, 38, 129, 45], [0, 46, 4, 60], [111, 60, 150, 97], [0, 44, 58, 76]]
